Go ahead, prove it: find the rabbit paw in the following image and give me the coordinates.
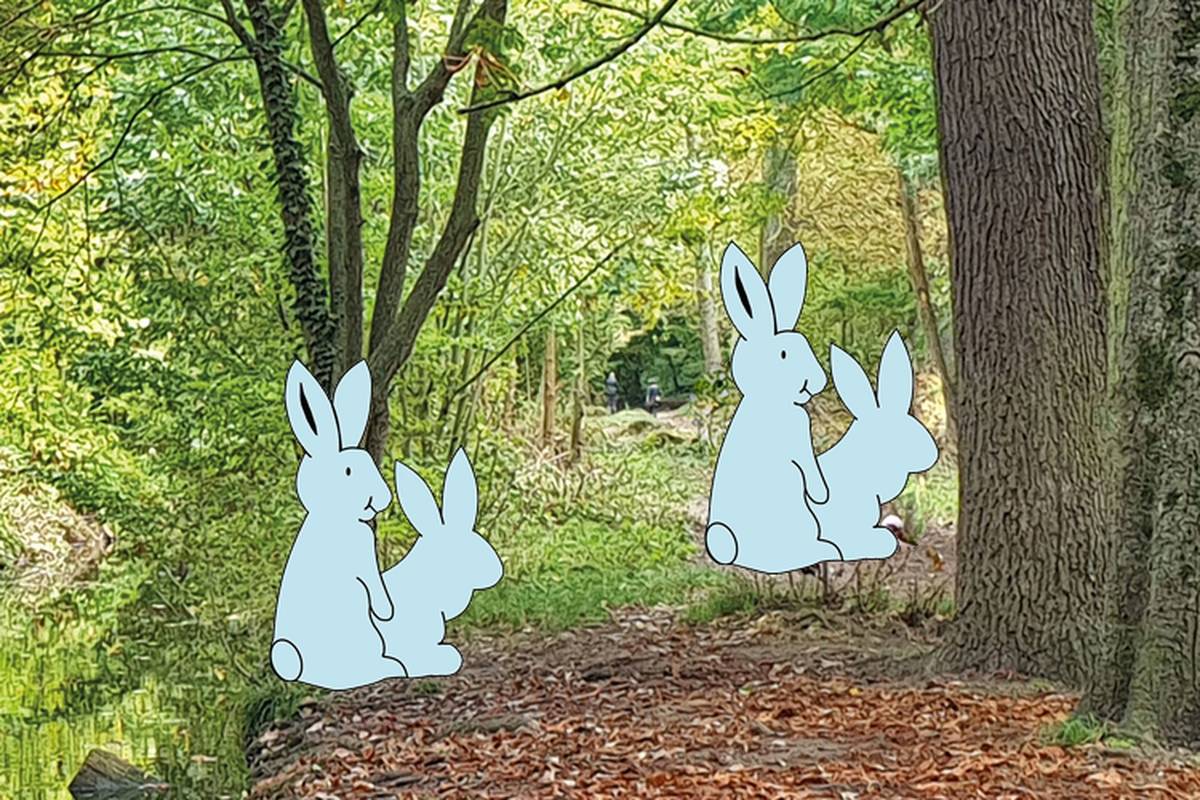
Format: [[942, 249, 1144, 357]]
[[373, 598, 395, 622], [705, 522, 738, 565]]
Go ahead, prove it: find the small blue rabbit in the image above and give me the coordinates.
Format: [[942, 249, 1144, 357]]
[[814, 331, 939, 560], [705, 241, 840, 574], [375, 449, 503, 677], [270, 360, 408, 690]]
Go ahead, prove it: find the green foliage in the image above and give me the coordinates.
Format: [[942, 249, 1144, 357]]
[[1040, 714, 1111, 748], [0, 0, 948, 795]]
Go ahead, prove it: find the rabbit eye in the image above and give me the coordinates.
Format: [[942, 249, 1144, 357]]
[[345, 467, 351, 476], [780, 349, 787, 360]]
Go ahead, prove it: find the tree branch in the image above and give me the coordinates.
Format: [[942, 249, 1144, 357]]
[[452, 234, 636, 397], [414, 0, 485, 115], [763, 33, 872, 100], [37, 45, 233, 62], [582, 0, 929, 45], [369, 0, 482, 363], [332, 0, 382, 49], [365, 0, 507, 459], [458, 0, 678, 114]]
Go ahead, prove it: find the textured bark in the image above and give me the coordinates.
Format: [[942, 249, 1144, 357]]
[[931, 0, 1112, 684], [301, 0, 365, 377], [696, 240, 722, 375], [242, 0, 338, 391], [363, 0, 507, 462], [1081, 0, 1200, 746], [898, 170, 956, 448]]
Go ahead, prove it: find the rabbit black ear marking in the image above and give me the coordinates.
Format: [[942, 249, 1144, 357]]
[[298, 383, 319, 437], [734, 267, 754, 321]]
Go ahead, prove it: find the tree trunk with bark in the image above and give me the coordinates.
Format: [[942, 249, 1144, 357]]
[[897, 169, 956, 448], [235, 0, 506, 461], [1080, 0, 1200, 745], [931, 0, 1112, 684]]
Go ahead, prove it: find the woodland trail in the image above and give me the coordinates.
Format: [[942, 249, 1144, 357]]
[[247, 607, 1200, 799]]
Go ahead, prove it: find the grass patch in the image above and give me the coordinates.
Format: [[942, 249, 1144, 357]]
[[681, 581, 760, 625], [1041, 714, 1110, 748]]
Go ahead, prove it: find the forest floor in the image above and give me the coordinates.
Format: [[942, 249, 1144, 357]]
[[246, 606, 1200, 799], [244, 410, 1200, 799]]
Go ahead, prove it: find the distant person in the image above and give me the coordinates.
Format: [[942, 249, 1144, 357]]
[[604, 371, 620, 414], [645, 378, 662, 417]]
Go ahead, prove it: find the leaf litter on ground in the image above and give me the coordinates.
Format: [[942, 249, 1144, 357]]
[[248, 608, 1200, 799]]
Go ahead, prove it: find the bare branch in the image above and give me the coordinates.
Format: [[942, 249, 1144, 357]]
[[35, 56, 246, 214], [763, 33, 872, 100], [370, 0, 482, 363], [458, 0, 678, 114], [332, 0, 382, 49], [582, 0, 929, 46], [1, 0, 48, 31], [37, 45, 232, 62]]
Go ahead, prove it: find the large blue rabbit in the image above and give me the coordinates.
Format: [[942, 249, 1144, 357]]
[[705, 242, 841, 573], [270, 361, 408, 690]]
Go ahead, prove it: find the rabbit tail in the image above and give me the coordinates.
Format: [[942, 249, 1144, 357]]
[[270, 638, 303, 682]]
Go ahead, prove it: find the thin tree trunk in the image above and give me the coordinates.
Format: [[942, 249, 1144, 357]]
[[364, 0, 508, 462], [568, 307, 585, 466], [697, 240, 722, 375], [302, 0, 364, 377], [760, 139, 800, 271], [897, 169, 956, 448], [1080, 0, 1200, 745], [541, 326, 557, 452], [931, 0, 1112, 685]]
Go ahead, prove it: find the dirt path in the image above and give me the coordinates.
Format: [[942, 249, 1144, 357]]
[[247, 608, 1200, 799]]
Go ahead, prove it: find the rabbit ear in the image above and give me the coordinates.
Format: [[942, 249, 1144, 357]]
[[394, 460, 444, 535], [830, 344, 877, 418], [766, 242, 808, 331], [332, 360, 371, 448], [876, 330, 915, 412], [442, 448, 478, 531], [720, 242, 776, 340], [285, 361, 338, 456]]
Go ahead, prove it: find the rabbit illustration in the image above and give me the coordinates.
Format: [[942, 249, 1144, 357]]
[[375, 448, 503, 677], [270, 360, 408, 690], [812, 331, 939, 561], [705, 241, 839, 574]]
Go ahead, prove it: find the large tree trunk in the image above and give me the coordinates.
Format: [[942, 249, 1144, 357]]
[[1080, 0, 1200, 745], [931, 0, 1112, 684], [897, 169, 956, 448]]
